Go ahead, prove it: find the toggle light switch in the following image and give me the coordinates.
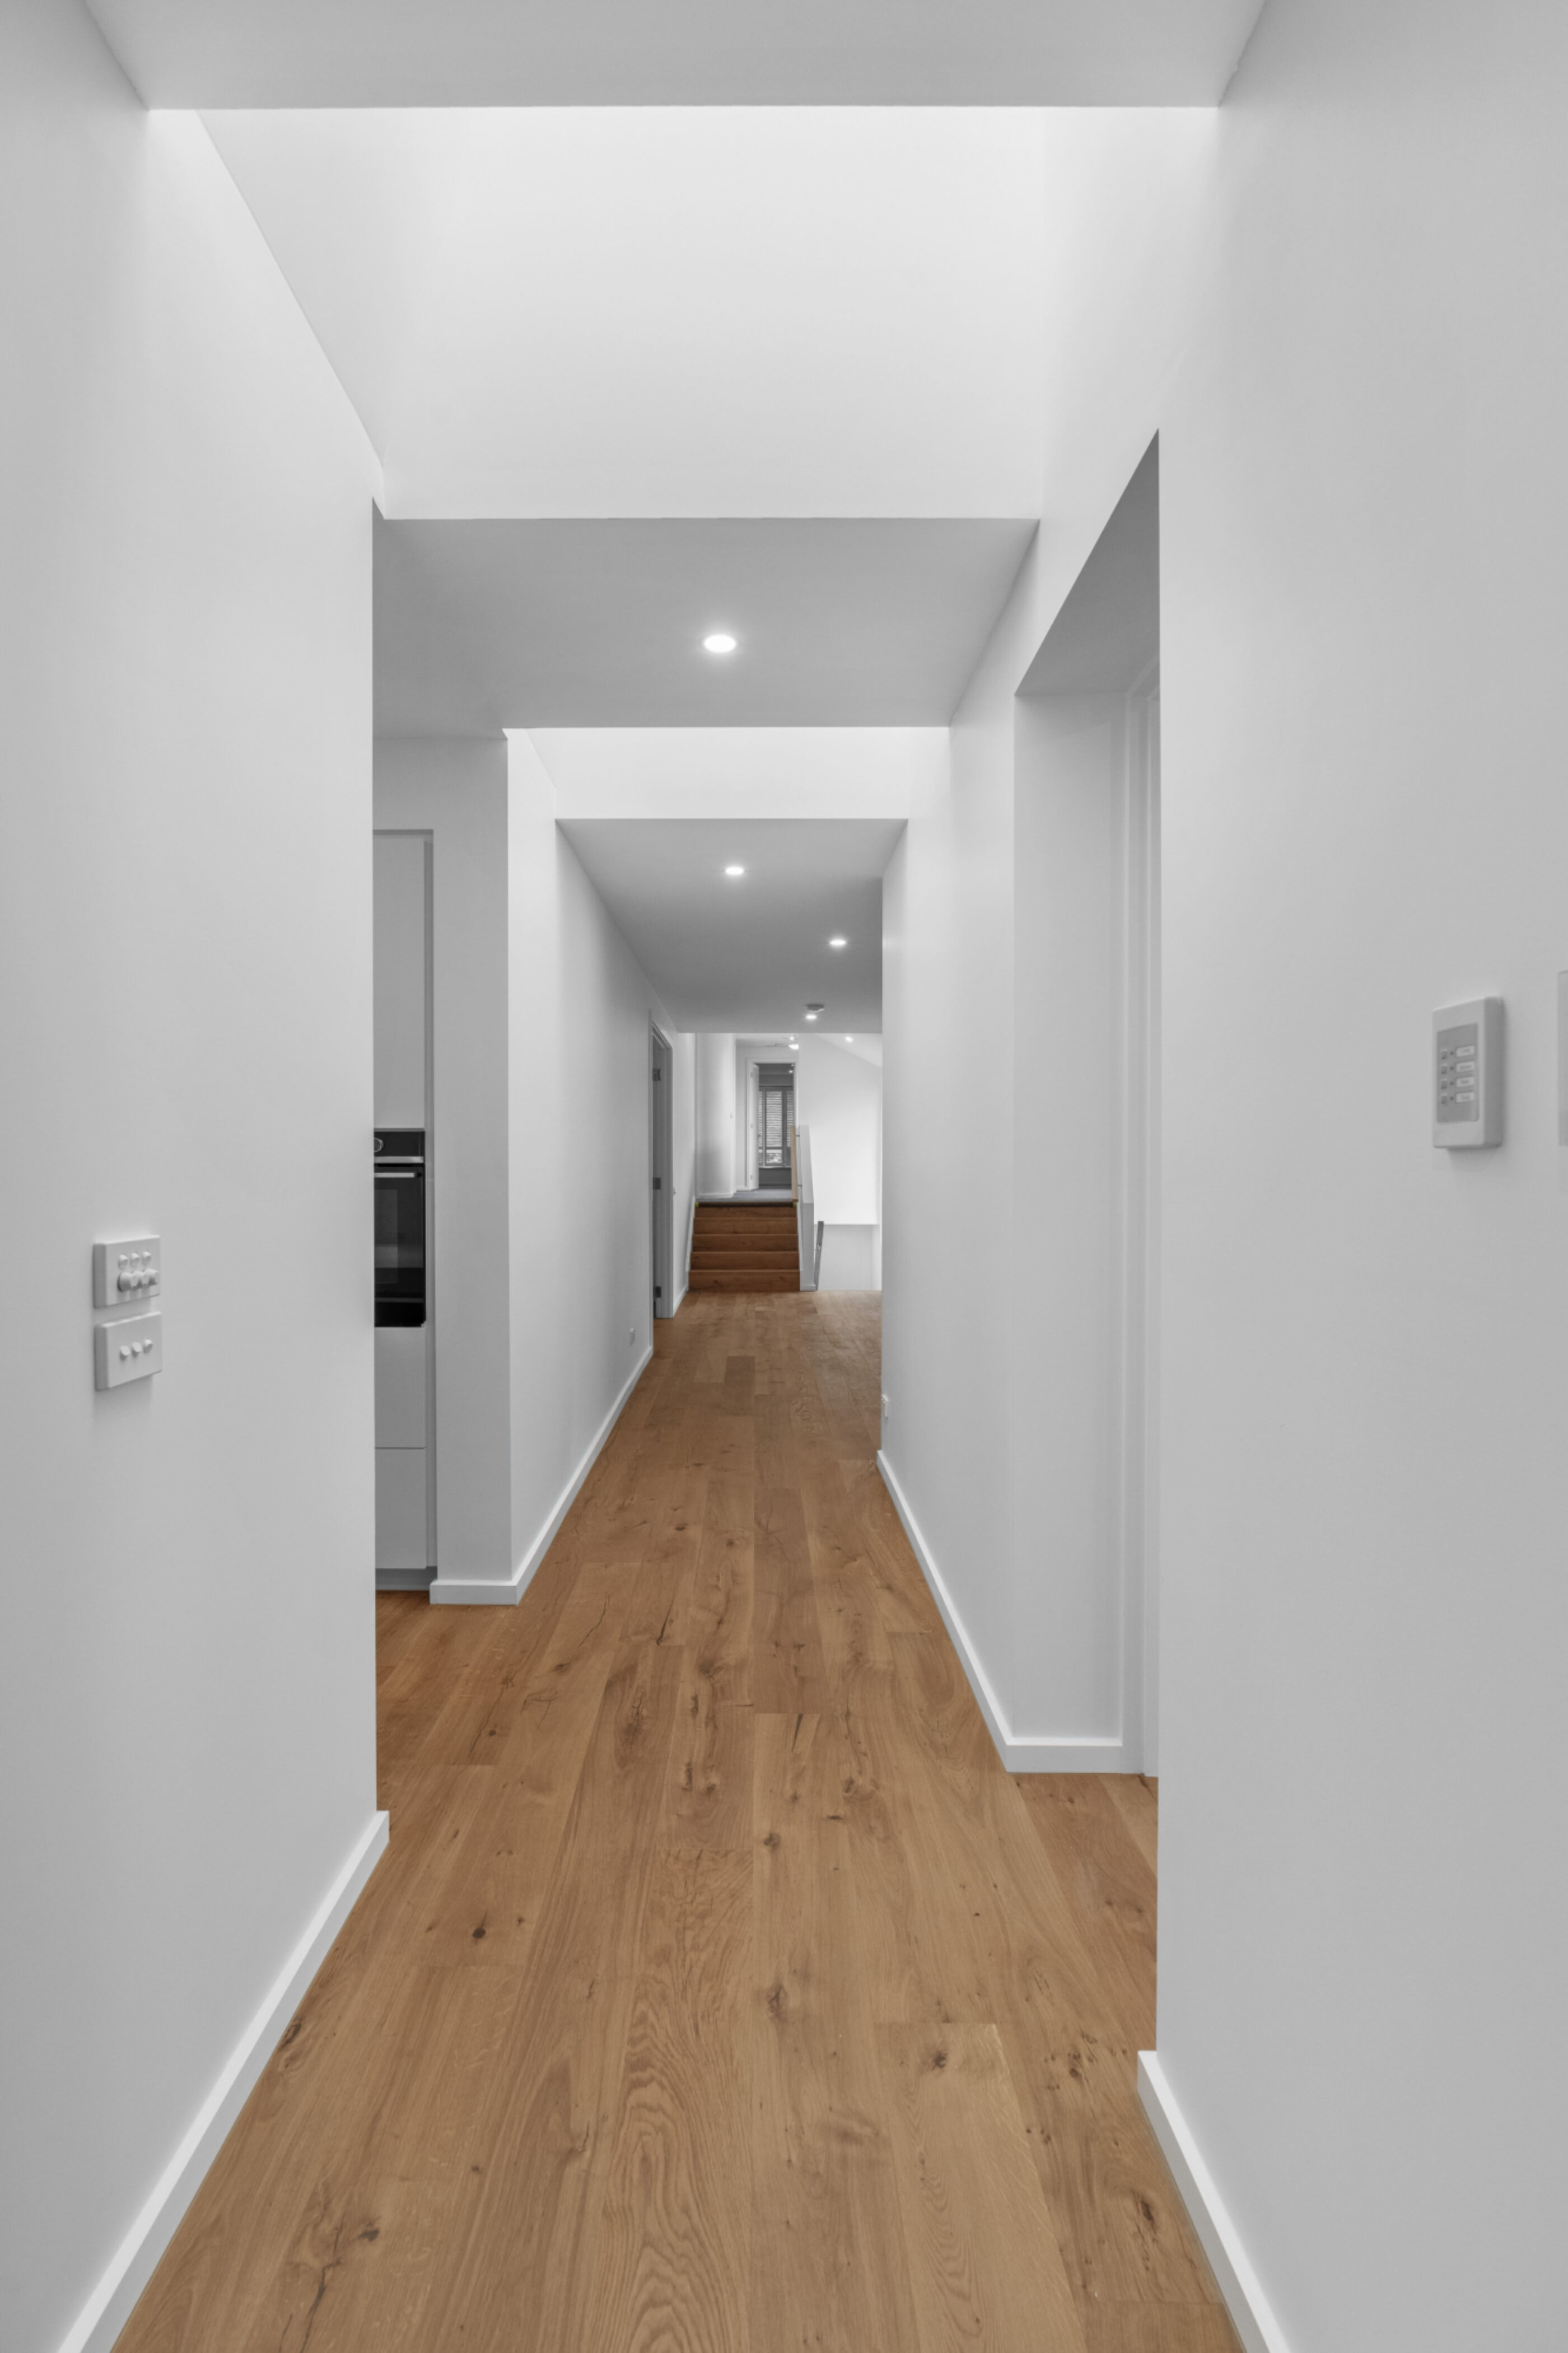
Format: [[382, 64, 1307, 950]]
[[93, 1236, 161, 1307], [95, 1310, 163, 1390]]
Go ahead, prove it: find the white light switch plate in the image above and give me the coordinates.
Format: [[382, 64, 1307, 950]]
[[93, 1236, 161, 1307], [95, 1311, 163, 1390]]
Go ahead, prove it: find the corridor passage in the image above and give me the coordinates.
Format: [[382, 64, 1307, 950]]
[[122, 1297, 1235, 2353]]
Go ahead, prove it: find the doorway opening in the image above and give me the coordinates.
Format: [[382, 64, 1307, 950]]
[[1012, 434, 1160, 1772], [755, 1061, 795, 1189]]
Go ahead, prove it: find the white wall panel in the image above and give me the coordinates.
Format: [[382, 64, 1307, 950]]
[[0, 8, 379, 2347], [1155, 1, 1568, 2345]]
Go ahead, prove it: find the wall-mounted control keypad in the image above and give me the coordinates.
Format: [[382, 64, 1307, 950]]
[[1432, 999, 1502, 1148], [95, 1311, 164, 1391], [92, 1236, 161, 1308], [92, 1236, 164, 1387]]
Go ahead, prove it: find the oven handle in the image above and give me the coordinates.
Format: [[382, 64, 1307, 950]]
[[376, 1169, 422, 1179]]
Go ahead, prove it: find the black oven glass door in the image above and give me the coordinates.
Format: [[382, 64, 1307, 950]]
[[375, 1129, 426, 1327]]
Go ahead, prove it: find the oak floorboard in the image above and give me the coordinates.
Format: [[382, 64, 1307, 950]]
[[752, 1485, 833, 1714], [418, 1563, 630, 1972], [573, 1847, 753, 2353], [375, 1588, 431, 1686], [749, 1709, 921, 2353], [118, 1293, 1236, 2353], [881, 2021, 1088, 2353], [686, 1467, 755, 1706], [1104, 1770, 1161, 1877], [1018, 1775, 1160, 2049], [1081, 2305, 1245, 2353], [431, 1633, 686, 2353]]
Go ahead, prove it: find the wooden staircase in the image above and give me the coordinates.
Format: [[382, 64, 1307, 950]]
[[688, 1200, 800, 1293]]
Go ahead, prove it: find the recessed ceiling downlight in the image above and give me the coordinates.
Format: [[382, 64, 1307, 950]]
[[703, 631, 738, 655], [724, 864, 745, 878], [829, 936, 848, 949]]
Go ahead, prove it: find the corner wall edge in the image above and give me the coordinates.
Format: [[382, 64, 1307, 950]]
[[431, 1343, 654, 1606], [876, 1450, 1129, 1774], [1136, 2051, 1294, 2353]]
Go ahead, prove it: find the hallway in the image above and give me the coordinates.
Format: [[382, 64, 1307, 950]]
[[120, 1295, 1233, 2353]]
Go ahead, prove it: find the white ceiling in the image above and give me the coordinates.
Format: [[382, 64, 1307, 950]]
[[557, 819, 901, 1029], [92, 0, 1264, 107], [376, 518, 1035, 730], [201, 109, 1049, 519]]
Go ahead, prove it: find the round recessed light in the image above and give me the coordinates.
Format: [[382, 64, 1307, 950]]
[[703, 632, 738, 655], [805, 1012, 818, 1022], [724, 864, 745, 878], [829, 936, 847, 949]]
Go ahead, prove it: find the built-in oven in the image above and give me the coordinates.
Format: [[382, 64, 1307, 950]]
[[374, 1129, 426, 1327]]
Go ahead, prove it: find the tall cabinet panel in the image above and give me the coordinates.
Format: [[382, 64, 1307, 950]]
[[373, 831, 435, 1587]]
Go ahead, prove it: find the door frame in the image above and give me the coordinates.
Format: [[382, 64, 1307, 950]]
[[650, 1021, 675, 1320]]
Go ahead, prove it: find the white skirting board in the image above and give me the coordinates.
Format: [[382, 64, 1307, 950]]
[[1137, 2052, 1294, 2353], [876, 1451, 1129, 1773], [431, 1344, 654, 1605], [59, 1810, 389, 2353]]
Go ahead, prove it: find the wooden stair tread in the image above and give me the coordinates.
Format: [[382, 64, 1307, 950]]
[[688, 1269, 800, 1292], [692, 1250, 800, 1268]]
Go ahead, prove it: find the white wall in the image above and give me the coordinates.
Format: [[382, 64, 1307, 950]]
[[372, 831, 430, 1127], [818, 1226, 879, 1291], [879, 110, 1214, 1766], [1007, 689, 1154, 1744], [509, 735, 690, 1553], [696, 1032, 738, 1194], [529, 726, 942, 819], [0, 8, 381, 2350], [792, 1035, 881, 1226], [790, 1035, 883, 1290], [375, 736, 689, 1601], [1152, 1, 1568, 2346]]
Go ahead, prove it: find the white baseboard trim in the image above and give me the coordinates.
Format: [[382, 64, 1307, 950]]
[[59, 1809, 389, 2353], [1137, 2052, 1293, 2353], [876, 1451, 1130, 1774], [431, 1343, 654, 1606]]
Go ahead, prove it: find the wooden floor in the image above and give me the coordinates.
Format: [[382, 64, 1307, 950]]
[[120, 1293, 1236, 2353]]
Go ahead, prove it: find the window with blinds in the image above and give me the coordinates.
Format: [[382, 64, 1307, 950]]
[[756, 1063, 795, 1180]]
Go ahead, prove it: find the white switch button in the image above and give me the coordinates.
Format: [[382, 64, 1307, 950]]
[[95, 1311, 163, 1391], [93, 1236, 161, 1308]]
